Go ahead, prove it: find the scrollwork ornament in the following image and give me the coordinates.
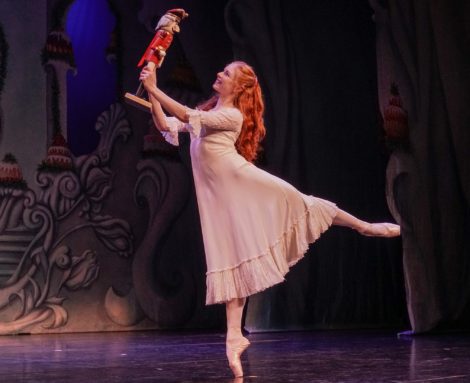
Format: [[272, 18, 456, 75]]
[[94, 103, 131, 162], [0, 103, 134, 334], [37, 170, 81, 219]]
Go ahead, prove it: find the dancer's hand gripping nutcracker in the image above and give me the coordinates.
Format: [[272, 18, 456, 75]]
[[125, 8, 188, 111]]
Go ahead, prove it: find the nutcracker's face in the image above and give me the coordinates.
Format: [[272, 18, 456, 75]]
[[213, 63, 237, 98], [157, 14, 180, 33]]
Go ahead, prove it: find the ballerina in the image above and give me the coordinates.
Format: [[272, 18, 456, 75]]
[[140, 61, 400, 377]]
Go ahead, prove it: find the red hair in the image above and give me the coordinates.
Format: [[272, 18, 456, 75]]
[[198, 61, 266, 163]]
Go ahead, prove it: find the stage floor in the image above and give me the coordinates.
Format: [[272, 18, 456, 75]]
[[0, 329, 469, 382]]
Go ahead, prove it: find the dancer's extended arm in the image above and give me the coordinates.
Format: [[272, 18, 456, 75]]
[[146, 94, 169, 131], [140, 67, 189, 123]]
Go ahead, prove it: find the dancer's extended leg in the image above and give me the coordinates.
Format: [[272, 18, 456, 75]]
[[225, 298, 250, 377], [333, 209, 400, 237]]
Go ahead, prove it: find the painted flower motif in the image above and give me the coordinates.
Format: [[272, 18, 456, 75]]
[[92, 215, 133, 257], [65, 250, 99, 290], [85, 165, 113, 203]]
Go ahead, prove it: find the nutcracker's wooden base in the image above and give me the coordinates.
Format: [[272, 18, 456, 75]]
[[124, 92, 151, 113]]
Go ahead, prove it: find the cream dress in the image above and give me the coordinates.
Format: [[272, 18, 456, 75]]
[[163, 106, 338, 305]]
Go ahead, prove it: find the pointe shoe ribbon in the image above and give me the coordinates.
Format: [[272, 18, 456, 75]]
[[359, 223, 401, 237], [227, 339, 251, 378]]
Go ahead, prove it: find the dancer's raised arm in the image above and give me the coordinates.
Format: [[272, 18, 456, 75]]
[[140, 66, 189, 123]]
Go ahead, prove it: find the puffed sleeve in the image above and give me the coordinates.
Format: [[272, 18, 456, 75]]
[[161, 107, 243, 146], [186, 107, 243, 135]]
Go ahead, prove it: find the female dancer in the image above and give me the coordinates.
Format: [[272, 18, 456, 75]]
[[139, 61, 400, 378]]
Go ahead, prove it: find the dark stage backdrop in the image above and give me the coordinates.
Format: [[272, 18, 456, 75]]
[[371, 0, 470, 333], [224, 0, 406, 331]]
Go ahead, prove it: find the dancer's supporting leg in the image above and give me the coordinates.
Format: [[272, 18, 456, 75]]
[[333, 209, 400, 237], [225, 298, 250, 377]]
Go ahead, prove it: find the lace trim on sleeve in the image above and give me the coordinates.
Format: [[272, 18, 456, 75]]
[[186, 108, 202, 138], [161, 108, 203, 145], [160, 117, 182, 146]]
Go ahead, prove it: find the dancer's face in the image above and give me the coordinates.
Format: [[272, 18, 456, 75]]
[[213, 63, 237, 98]]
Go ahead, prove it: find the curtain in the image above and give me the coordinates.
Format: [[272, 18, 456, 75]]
[[225, 0, 407, 331], [370, 0, 470, 332]]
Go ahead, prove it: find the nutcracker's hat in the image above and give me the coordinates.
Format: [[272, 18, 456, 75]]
[[166, 8, 189, 22]]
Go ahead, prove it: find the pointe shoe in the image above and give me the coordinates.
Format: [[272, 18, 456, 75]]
[[359, 222, 400, 237], [226, 338, 250, 378]]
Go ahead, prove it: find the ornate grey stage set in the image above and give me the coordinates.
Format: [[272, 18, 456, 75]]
[[0, 0, 214, 335]]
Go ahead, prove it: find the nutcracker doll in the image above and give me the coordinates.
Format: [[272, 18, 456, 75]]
[[125, 8, 188, 111]]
